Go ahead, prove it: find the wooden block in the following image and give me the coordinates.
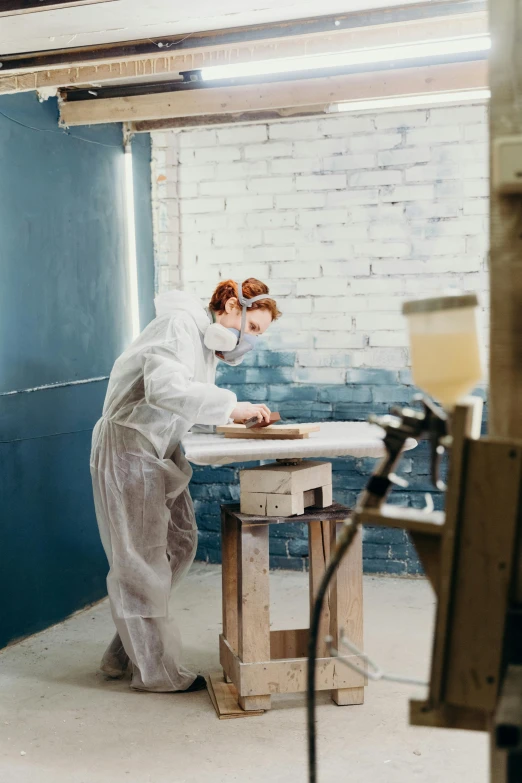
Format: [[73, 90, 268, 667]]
[[206, 672, 264, 719], [217, 423, 320, 440], [266, 492, 304, 516], [242, 483, 334, 518], [240, 461, 332, 495], [240, 492, 267, 515]]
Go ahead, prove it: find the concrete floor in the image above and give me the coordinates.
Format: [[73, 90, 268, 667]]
[[0, 564, 487, 783]]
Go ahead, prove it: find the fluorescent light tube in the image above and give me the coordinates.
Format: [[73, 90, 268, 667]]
[[124, 145, 141, 341], [200, 35, 491, 82], [330, 89, 491, 114]]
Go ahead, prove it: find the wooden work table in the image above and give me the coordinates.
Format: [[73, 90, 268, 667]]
[[182, 421, 416, 717]]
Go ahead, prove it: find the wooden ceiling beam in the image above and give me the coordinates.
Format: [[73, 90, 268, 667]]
[[59, 59, 488, 127], [132, 107, 334, 132], [0, 0, 114, 14], [0, 10, 487, 95], [0, 0, 486, 73]]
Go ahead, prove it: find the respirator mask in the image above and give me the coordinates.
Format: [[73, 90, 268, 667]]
[[204, 280, 275, 365]]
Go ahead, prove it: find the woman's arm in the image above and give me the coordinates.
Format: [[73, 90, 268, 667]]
[[142, 336, 236, 426]]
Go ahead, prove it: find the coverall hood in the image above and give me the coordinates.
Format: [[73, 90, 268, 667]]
[[154, 289, 211, 334]]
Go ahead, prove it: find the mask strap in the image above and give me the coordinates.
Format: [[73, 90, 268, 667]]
[[240, 301, 247, 338], [234, 280, 277, 308]]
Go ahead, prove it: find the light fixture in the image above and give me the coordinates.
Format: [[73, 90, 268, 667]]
[[330, 88, 491, 114], [200, 35, 491, 82], [124, 144, 141, 341]]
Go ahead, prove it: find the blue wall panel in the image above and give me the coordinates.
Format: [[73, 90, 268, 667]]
[[0, 395, 108, 648], [0, 93, 154, 647], [0, 93, 132, 393]]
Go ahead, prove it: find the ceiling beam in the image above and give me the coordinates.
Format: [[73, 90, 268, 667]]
[[0, 0, 486, 72], [132, 107, 335, 132], [0, 0, 114, 14], [59, 59, 488, 127], [64, 50, 488, 102], [0, 10, 487, 95]]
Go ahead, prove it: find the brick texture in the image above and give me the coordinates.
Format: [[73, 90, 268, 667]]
[[151, 103, 489, 574]]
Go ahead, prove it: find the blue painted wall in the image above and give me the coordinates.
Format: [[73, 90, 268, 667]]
[[193, 352, 487, 575], [0, 93, 155, 648]]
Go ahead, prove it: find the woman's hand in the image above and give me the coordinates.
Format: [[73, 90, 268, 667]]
[[231, 402, 271, 425]]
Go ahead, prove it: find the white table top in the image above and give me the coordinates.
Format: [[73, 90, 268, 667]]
[[182, 421, 417, 466]]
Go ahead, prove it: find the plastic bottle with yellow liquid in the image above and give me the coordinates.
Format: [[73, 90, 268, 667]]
[[402, 293, 483, 409]]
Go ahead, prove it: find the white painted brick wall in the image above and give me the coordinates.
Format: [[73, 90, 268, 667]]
[[151, 102, 489, 374]]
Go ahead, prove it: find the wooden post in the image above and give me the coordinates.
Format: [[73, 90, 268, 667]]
[[489, 0, 522, 777], [221, 508, 239, 682], [329, 521, 365, 706], [237, 524, 271, 711], [308, 521, 332, 659]]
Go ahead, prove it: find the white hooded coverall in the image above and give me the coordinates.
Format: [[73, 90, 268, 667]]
[[90, 290, 237, 692]]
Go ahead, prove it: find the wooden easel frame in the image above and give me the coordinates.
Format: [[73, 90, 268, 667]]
[[359, 398, 522, 731]]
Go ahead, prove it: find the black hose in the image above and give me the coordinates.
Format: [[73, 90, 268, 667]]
[[307, 518, 360, 783]]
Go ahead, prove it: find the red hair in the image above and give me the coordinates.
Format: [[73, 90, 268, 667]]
[[209, 278, 282, 320]]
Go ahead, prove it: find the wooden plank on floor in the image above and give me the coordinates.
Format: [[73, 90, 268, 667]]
[[206, 672, 264, 719]]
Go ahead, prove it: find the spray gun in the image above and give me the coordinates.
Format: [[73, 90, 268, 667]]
[[361, 394, 451, 511]]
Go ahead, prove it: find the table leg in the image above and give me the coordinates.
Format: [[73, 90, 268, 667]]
[[238, 523, 271, 711], [221, 508, 239, 682], [330, 521, 365, 706]]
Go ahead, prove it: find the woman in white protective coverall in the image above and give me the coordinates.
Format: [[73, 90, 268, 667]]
[[90, 278, 281, 693]]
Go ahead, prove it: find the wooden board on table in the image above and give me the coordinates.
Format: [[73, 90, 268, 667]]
[[217, 423, 320, 440], [206, 672, 264, 719]]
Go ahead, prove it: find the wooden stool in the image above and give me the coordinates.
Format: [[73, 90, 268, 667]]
[[220, 502, 365, 712]]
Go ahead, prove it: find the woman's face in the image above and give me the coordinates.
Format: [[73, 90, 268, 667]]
[[218, 297, 273, 336]]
